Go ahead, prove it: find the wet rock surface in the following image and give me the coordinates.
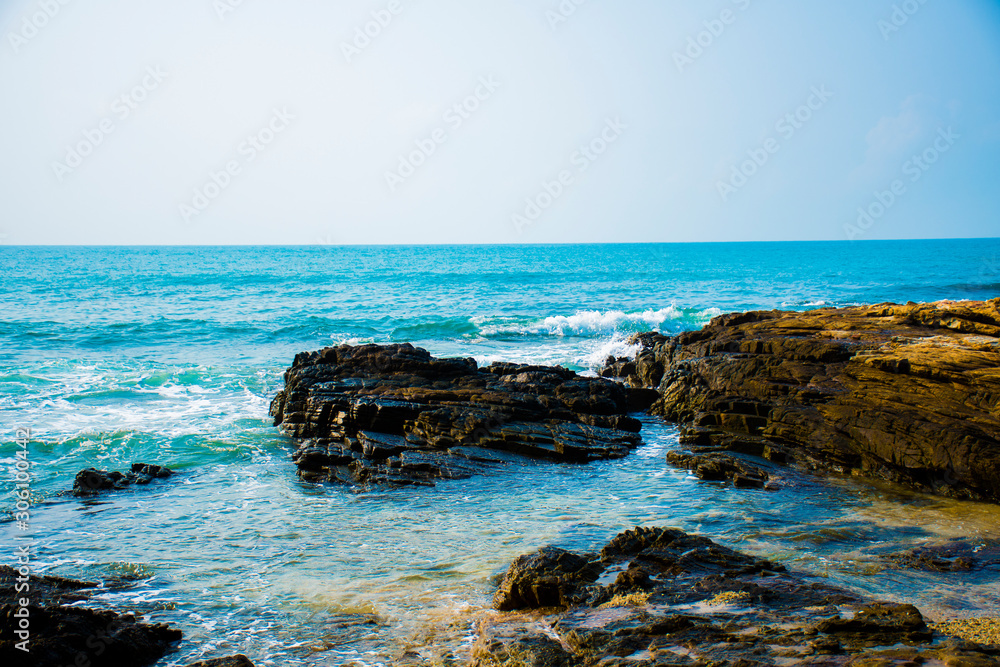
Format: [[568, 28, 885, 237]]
[[665, 451, 774, 489], [879, 538, 1000, 572], [183, 656, 256, 667], [270, 343, 643, 487], [72, 463, 174, 497], [602, 300, 1000, 503], [0, 565, 181, 667], [474, 527, 1000, 665]]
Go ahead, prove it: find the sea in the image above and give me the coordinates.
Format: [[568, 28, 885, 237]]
[[2, 240, 999, 665]]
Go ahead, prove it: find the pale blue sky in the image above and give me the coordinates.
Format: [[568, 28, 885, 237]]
[[0, 0, 998, 244]]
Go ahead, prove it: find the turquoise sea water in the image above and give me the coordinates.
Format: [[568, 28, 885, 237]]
[[2, 241, 1000, 665]]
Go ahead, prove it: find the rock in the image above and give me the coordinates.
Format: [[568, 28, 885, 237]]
[[470, 624, 574, 667], [930, 619, 1000, 646], [814, 602, 933, 647], [493, 547, 601, 611], [271, 343, 642, 487], [666, 450, 772, 489], [477, 527, 1000, 665], [602, 300, 1000, 503], [0, 566, 181, 667], [183, 656, 255, 667], [880, 538, 1000, 572], [73, 463, 173, 497]]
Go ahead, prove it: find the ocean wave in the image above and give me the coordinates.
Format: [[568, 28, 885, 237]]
[[472, 307, 721, 339]]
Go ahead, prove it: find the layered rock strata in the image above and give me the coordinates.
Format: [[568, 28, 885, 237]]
[[603, 300, 1000, 503], [271, 343, 643, 486]]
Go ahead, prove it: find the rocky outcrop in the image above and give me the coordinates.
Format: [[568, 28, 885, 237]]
[[73, 464, 173, 497], [473, 527, 1000, 665], [603, 300, 1000, 503], [0, 565, 181, 667], [270, 343, 643, 486]]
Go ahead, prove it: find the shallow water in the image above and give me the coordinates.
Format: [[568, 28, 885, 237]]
[[2, 242, 999, 665]]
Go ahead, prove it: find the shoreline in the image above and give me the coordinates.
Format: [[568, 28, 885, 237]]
[[3, 299, 1000, 664]]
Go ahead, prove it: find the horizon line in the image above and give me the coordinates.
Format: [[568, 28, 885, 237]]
[[2, 237, 1000, 248]]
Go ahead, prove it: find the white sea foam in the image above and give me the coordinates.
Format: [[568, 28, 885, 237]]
[[475, 307, 719, 338], [780, 300, 829, 308], [580, 335, 643, 370]]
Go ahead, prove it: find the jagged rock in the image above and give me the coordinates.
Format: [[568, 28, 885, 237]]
[[476, 527, 1000, 665], [603, 300, 1000, 503], [666, 450, 772, 489], [73, 464, 173, 497], [271, 344, 642, 487], [493, 547, 601, 611], [814, 602, 932, 647], [0, 566, 181, 667], [183, 656, 255, 667], [470, 625, 573, 667]]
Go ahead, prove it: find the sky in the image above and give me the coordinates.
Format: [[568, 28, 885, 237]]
[[0, 0, 998, 245]]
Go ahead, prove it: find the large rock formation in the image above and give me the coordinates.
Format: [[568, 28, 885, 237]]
[[603, 300, 1000, 503], [270, 343, 643, 486], [474, 527, 1000, 665]]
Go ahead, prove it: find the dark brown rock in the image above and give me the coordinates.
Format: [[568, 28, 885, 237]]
[[603, 300, 1000, 503], [470, 625, 573, 667], [271, 343, 643, 487], [183, 656, 255, 667], [0, 566, 181, 667], [666, 451, 772, 489], [880, 538, 1000, 572], [476, 527, 1000, 665], [73, 463, 173, 497], [493, 547, 601, 611], [814, 602, 932, 647]]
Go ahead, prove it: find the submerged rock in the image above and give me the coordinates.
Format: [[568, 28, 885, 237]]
[[475, 527, 1000, 665], [72, 463, 173, 497], [0, 565, 181, 667], [270, 343, 643, 487], [666, 450, 774, 489], [880, 538, 1000, 572], [603, 300, 1000, 503], [183, 656, 255, 667]]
